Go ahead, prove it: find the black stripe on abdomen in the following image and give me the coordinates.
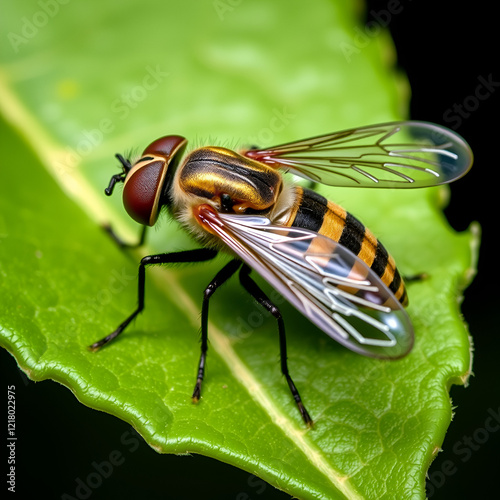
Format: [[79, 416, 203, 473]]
[[338, 212, 365, 257], [371, 240, 389, 278], [290, 189, 328, 233]]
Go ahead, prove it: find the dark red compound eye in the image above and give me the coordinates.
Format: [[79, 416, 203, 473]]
[[123, 160, 166, 226], [143, 135, 187, 158], [122, 135, 188, 226]]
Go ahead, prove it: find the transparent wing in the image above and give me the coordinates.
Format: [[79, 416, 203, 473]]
[[197, 207, 414, 359], [243, 121, 473, 188]]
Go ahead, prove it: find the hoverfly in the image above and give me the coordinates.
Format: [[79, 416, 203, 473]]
[[89, 121, 473, 426]]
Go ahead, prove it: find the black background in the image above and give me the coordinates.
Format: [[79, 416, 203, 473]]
[[382, 1, 498, 499], [1, 1, 497, 499]]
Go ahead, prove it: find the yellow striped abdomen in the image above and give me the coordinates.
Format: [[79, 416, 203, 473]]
[[285, 186, 408, 305]]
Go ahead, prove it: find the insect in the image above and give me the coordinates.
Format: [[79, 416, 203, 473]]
[[89, 121, 473, 426]]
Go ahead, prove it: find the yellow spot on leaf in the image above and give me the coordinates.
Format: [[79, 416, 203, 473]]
[[56, 79, 80, 100]]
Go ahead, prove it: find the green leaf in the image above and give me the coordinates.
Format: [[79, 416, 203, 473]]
[[0, 0, 478, 498]]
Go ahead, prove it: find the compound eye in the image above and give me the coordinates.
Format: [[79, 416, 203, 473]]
[[122, 159, 167, 226], [143, 135, 187, 158], [122, 136, 188, 226]]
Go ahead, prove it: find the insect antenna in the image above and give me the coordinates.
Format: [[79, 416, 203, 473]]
[[104, 154, 132, 196]]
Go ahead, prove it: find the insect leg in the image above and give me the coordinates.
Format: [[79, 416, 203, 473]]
[[89, 248, 218, 351], [192, 258, 242, 402], [238, 264, 313, 427], [103, 224, 148, 249], [404, 272, 428, 282]]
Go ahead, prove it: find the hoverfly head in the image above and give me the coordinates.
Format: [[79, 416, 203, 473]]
[[106, 135, 187, 226]]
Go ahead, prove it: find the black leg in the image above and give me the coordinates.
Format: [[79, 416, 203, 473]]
[[89, 248, 218, 351], [103, 224, 148, 249], [192, 259, 242, 402], [238, 265, 313, 427], [404, 272, 428, 283]]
